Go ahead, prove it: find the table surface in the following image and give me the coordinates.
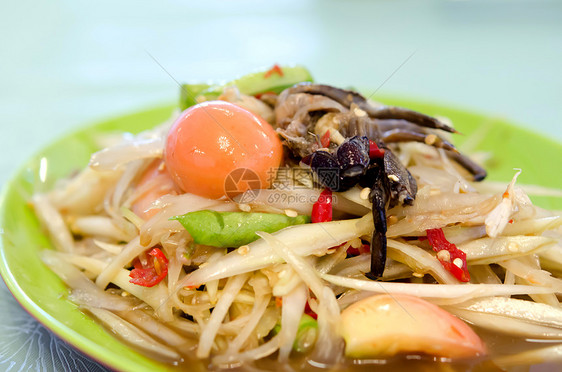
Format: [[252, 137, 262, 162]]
[[1, 0, 561, 370]]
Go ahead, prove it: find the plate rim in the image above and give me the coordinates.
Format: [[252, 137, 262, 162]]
[[0, 104, 178, 372]]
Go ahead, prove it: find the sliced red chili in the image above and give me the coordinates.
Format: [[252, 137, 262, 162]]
[[254, 90, 276, 99], [369, 140, 385, 158], [304, 300, 317, 320], [311, 189, 333, 223], [264, 64, 284, 78], [129, 247, 169, 287], [320, 130, 331, 148], [426, 228, 470, 282], [347, 243, 370, 256]]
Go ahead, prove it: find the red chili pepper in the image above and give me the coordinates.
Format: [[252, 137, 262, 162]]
[[254, 90, 276, 99], [311, 189, 332, 223], [304, 301, 317, 320], [129, 248, 169, 287], [347, 243, 370, 256], [369, 140, 385, 158], [264, 64, 284, 78], [426, 228, 470, 282], [320, 130, 331, 148]]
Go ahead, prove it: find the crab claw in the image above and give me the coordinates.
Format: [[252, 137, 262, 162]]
[[336, 136, 370, 178], [306, 136, 371, 192]]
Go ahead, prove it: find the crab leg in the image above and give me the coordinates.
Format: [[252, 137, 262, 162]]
[[368, 106, 457, 133], [287, 84, 457, 134], [381, 128, 457, 152], [284, 83, 370, 113], [362, 162, 389, 280], [383, 131, 486, 182], [446, 151, 487, 182], [341, 118, 484, 182], [375, 119, 429, 133]]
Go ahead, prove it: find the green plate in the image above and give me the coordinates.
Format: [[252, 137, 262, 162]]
[[0, 99, 561, 371]]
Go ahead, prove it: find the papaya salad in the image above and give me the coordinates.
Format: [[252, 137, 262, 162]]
[[32, 65, 562, 370]]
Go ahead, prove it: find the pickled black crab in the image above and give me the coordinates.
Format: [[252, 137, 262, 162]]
[[274, 83, 487, 280]]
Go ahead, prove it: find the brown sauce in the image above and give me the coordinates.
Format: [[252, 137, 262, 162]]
[[98, 309, 562, 371], [159, 330, 562, 372]]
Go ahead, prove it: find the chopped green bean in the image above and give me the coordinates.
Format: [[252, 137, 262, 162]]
[[171, 211, 310, 248], [179, 65, 313, 110]]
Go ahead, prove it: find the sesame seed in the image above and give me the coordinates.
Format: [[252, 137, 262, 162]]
[[508, 242, 519, 252], [424, 134, 437, 145], [387, 215, 398, 225], [360, 187, 371, 200], [353, 107, 367, 117], [429, 187, 441, 196], [238, 245, 250, 255], [412, 272, 424, 278], [284, 209, 298, 218], [238, 203, 251, 212], [453, 258, 464, 268], [388, 174, 400, 182], [437, 250, 451, 262]]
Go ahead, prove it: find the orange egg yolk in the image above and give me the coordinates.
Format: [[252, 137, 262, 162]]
[[164, 101, 283, 199]]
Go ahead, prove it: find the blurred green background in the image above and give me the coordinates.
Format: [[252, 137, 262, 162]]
[[1, 0, 561, 187], [0, 0, 560, 370]]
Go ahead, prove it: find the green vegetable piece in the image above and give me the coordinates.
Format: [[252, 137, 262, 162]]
[[171, 211, 310, 248], [225, 65, 313, 96], [293, 314, 318, 353], [179, 65, 313, 110], [272, 314, 318, 353], [179, 83, 211, 111]]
